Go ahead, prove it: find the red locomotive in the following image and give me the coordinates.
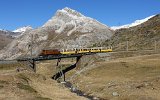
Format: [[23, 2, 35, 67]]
[[39, 49, 61, 56]]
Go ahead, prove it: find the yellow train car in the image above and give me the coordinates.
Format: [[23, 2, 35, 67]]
[[90, 48, 100, 53], [60, 47, 112, 55], [77, 49, 90, 53], [60, 49, 76, 55], [101, 48, 112, 52]]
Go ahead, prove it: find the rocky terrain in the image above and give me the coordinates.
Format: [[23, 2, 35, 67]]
[[0, 26, 33, 50], [0, 30, 14, 50]]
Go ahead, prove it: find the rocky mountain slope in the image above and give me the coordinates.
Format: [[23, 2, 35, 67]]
[[42, 7, 113, 48], [0, 30, 14, 50], [0, 26, 32, 50], [102, 14, 160, 51], [0, 7, 113, 59]]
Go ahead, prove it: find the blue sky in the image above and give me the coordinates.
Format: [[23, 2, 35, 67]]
[[0, 0, 159, 31]]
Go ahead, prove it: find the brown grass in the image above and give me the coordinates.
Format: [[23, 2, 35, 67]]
[[0, 80, 9, 84], [67, 54, 160, 100], [0, 61, 21, 70], [17, 83, 37, 93], [34, 97, 52, 100], [0, 85, 4, 89]]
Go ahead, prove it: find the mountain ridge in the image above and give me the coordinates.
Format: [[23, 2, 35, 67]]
[[13, 26, 33, 33], [111, 15, 155, 30], [102, 14, 160, 50]]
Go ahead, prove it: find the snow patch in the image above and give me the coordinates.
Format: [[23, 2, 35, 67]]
[[13, 26, 33, 33], [111, 15, 155, 30]]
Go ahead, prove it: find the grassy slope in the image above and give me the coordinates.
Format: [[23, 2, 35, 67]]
[[68, 53, 160, 100], [0, 61, 85, 100], [102, 14, 160, 51]]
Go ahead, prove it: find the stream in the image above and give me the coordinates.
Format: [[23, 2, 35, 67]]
[[53, 63, 105, 100], [61, 81, 104, 100]]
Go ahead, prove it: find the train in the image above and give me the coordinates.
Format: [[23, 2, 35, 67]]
[[39, 47, 112, 56]]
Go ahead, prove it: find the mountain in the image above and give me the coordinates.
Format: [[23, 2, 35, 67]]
[[102, 14, 160, 51], [43, 7, 112, 35], [42, 7, 113, 48], [13, 26, 33, 33], [111, 15, 155, 30], [0, 7, 113, 59], [0, 30, 14, 50], [12, 26, 33, 37]]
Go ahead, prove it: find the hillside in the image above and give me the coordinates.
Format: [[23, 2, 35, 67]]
[[0, 61, 86, 100], [111, 15, 155, 30], [102, 14, 160, 51], [0, 30, 14, 50], [66, 53, 160, 100]]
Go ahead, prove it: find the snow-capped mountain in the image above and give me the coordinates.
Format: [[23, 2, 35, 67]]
[[0, 7, 113, 59], [107, 14, 160, 51], [111, 15, 155, 30], [41, 7, 113, 49], [43, 7, 112, 36], [13, 26, 33, 33]]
